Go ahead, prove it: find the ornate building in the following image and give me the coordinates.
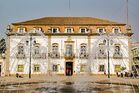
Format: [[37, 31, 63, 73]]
[[131, 42, 139, 72], [6, 17, 133, 76]]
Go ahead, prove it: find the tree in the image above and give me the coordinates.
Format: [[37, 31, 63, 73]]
[[0, 38, 6, 54]]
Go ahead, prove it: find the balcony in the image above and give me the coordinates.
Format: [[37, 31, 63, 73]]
[[113, 53, 123, 59], [97, 53, 107, 59], [49, 52, 60, 59], [16, 53, 26, 59], [32, 54, 41, 59], [64, 53, 75, 60], [79, 53, 88, 59]]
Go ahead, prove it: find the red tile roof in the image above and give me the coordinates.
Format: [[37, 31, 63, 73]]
[[12, 17, 125, 25]]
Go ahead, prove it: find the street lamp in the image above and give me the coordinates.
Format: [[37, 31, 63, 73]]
[[106, 37, 110, 78], [28, 35, 32, 79]]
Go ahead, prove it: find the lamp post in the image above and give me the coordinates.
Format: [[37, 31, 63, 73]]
[[107, 36, 110, 78], [29, 35, 32, 79]]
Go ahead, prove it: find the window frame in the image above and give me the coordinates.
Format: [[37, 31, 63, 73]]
[[99, 65, 105, 72], [112, 27, 121, 34], [97, 28, 106, 34], [17, 27, 26, 33], [66, 28, 73, 33], [17, 65, 24, 72], [80, 28, 87, 33], [51, 28, 59, 33], [34, 64, 40, 72]]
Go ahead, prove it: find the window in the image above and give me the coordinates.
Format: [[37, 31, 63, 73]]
[[80, 43, 87, 58], [18, 43, 24, 55], [66, 28, 73, 33], [99, 65, 105, 72], [34, 45, 40, 55], [80, 28, 86, 33], [115, 65, 121, 72], [113, 44, 122, 58], [33, 27, 42, 33], [80, 64, 86, 72], [98, 43, 106, 58], [18, 27, 26, 33], [98, 28, 105, 34], [52, 43, 59, 53], [17, 65, 24, 72], [52, 65, 58, 72], [114, 44, 121, 55], [113, 28, 120, 34], [65, 44, 73, 57], [51, 43, 59, 58], [34, 64, 40, 72], [52, 28, 59, 33]]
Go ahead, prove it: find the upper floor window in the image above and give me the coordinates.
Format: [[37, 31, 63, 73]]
[[51, 43, 60, 58], [52, 43, 59, 53], [33, 27, 42, 33], [17, 43, 24, 55], [65, 44, 73, 57], [18, 27, 26, 33], [80, 28, 87, 33], [98, 43, 106, 58], [113, 28, 121, 34], [51, 28, 59, 33], [114, 44, 121, 55], [113, 44, 123, 58], [80, 43, 88, 58], [33, 44, 40, 55], [66, 28, 73, 33], [98, 28, 105, 34]]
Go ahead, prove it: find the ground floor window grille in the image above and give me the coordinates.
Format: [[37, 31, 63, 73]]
[[52, 65, 58, 72], [99, 65, 104, 72], [115, 65, 121, 72], [17, 65, 24, 72], [34, 64, 40, 72], [80, 64, 86, 72]]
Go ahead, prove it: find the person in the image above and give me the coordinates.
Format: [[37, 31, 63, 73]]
[[120, 72, 123, 77], [16, 73, 19, 78], [104, 70, 106, 76], [116, 72, 119, 77]]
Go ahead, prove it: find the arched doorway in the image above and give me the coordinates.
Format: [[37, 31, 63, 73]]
[[65, 62, 73, 76]]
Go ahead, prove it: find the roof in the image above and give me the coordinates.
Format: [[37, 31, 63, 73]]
[[12, 17, 125, 25]]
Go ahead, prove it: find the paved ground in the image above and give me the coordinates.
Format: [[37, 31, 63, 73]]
[[0, 75, 139, 86]]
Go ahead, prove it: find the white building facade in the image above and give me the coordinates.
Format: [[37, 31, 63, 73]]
[[6, 17, 133, 76]]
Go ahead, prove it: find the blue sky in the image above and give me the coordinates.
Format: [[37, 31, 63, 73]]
[[0, 0, 139, 41]]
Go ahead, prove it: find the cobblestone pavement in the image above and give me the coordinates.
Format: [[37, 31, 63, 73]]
[[0, 75, 139, 86]]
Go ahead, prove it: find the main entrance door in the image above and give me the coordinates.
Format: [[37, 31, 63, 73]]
[[66, 62, 73, 76]]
